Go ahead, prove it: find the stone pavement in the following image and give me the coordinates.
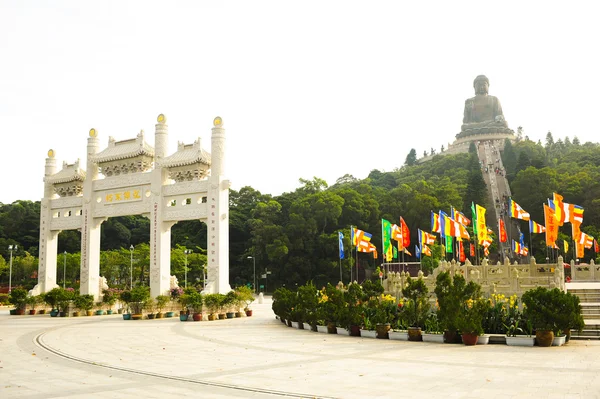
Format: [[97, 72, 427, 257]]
[[2, 298, 600, 399]]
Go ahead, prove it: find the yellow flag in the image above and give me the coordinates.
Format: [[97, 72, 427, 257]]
[[476, 204, 488, 244], [564, 240, 569, 253]]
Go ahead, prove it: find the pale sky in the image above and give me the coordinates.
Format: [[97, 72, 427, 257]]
[[1, 1, 599, 204]]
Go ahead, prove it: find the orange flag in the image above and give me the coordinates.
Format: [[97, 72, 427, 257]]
[[544, 204, 559, 248], [400, 217, 410, 249], [499, 219, 507, 243]]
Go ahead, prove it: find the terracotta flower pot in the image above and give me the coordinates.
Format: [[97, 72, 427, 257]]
[[208, 314, 216, 321], [461, 333, 479, 346], [536, 330, 554, 347], [86, 310, 93, 316], [29, 309, 37, 315], [327, 322, 337, 334], [245, 310, 253, 317], [193, 313, 202, 321], [350, 325, 362, 336]]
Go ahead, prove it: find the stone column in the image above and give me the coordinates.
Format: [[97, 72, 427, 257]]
[[150, 114, 172, 297], [32, 151, 59, 296], [204, 117, 231, 294], [80, 131, 103, 300]]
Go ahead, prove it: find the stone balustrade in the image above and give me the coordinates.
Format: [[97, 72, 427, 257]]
[[383, 256, 566, 299]]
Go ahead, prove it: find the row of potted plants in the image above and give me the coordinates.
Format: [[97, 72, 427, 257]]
[[8, 287, 125, 317], [118, 285, 256, 321], [272, 271, 585, 347]]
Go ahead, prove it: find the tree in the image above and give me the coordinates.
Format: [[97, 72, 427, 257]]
[[516, 126, 523, 142], [404, 149, 417, 166], [573, 136, 581, 146], [515, 151, 532, 175], [545, 131, 554, 149], [463, 154, 487, 212]]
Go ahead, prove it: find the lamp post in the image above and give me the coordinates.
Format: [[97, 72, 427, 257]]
[[8, 245, 17, 293], [129, 245, 134, 289], [63, 251, 67, 289], [184, 249, 192, 289], [202, 264, 207, 288], [247, 255, 256, 294]]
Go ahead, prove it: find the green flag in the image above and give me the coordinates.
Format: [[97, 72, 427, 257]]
[[445, 235, 453, 253], [471, 202, 478, 237], [382, 219, 393, 262]]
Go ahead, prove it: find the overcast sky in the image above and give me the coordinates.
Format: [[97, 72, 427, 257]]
[[1, 1, 599, 204]]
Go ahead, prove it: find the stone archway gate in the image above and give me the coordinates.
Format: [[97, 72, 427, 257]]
[[32, 115, 231, 299]]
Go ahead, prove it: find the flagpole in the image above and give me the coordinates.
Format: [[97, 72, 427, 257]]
[[529, 220, 533, 262], [338, 231, 343, 283]]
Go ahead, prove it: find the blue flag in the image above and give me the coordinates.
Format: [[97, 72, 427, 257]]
[[338, 231, 344, 259], [415, 245, 421, 260]]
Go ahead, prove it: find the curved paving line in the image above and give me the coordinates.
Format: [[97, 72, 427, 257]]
[[34, 329, 338, 399]]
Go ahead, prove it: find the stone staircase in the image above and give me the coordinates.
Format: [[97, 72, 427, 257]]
[[566, 286, 600, 340]]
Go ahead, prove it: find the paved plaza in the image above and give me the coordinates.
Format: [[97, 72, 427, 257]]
[[2, 298, 600, 399]]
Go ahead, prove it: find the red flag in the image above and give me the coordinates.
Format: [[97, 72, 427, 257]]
[[595, 239, 600, 253], [459, 241, 466, 262], [470, 243, 475, 257], [400, 217, 410, 249], [499, 219, 507, 243]]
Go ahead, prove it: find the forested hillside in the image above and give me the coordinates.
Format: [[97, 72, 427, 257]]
[[1, 133, 599, 291]]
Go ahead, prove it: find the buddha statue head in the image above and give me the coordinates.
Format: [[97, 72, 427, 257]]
[[473, 75, 489, 95]]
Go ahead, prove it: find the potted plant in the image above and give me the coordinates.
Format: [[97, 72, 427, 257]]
[[58, 288, 75, 317], [145, 298, 156, 319], [8, 288, 28, 315], [102, 289, 117, 315], [403, 276, 429, 341], [272, 287, 294, 325], [43, 288, 61, 317], [360, 316, 377, 338], [203, 293, 219, 321], [26, 294, 40, 315], [389, 313, 409, 341], [120, 290, 132, 319], [552, 291, 584, 344], [237, 286, 255, 316], [345, 283, 364, 336], [457, 298, 487, 345], [224, 291, 237, 319], [183, 288, 203, 321], [75, 294, 94, 317], [130, 286, 150, 320], [215, 293, 227, 319], [422, 312, 444, 343], [504, 319, 534, 346], [435, 271, 481, 344], [522, 287, 561, 347], [169, 287, 183, 318], [155, 295, 169, 319]]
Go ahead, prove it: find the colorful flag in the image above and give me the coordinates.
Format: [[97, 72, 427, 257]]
[[572, 205, 584, 224], [352, 227, 372, 246], [512, 240, 528, 256], [338, 231, 344, 259], [594, 239, 599, 254], [550, 193, 566, 226], [422, 244, 432, 257], [382, 219, 393, 262], [519, 232, 525, 248], [400, 217, 410, 249], [419, 229, 436, 246], [403, 247, 412, 256], [391, 224, 403, 242], [415, 245, 421, 260], [579, 232, 594, 249], [431, 211, 441, 234], [563, 240, 569, 254], [476, 204, 488, 244], [509, 198, 530, 221], [439, 211, 448, 238], [451, 207, 471, 226], [499, 219, 507, 243], [482, 239, 492, 257], [470, 243, 475, 257], [544, 204, 558, 248], [529, 219, 546, 234], [393, 246, 398, 259], [572, 221, 582, 242]]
